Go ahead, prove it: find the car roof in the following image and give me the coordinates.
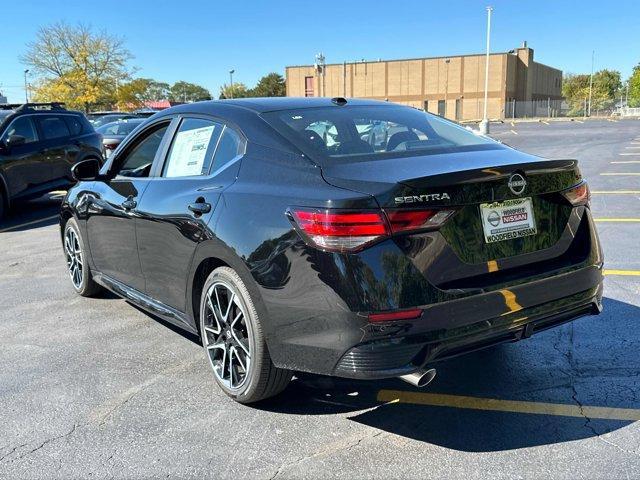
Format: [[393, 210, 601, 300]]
[[165, 97, 392, 115]]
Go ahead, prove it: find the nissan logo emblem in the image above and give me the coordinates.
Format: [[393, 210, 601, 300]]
[[508, 173, 527, 195]]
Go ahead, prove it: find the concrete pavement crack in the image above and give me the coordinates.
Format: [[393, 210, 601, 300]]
[[268, 430, 385, 479]]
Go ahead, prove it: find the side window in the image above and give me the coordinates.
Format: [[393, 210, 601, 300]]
[[163, 118, 222, 178], [38, 116, 71, 140], [63, 116, 84, 136], [116, 124, 169, 178], [1, 116, 38, 143], [211, 127, 244, 173]]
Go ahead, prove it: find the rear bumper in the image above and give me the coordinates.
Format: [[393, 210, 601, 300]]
[[334, 285, 602, 379]]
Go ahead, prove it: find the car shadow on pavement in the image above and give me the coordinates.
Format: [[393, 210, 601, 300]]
[[0, 191, 65, 232], [256, 297, 639, 452]]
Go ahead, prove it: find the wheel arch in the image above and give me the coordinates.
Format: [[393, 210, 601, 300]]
[[187, 238, 271, 339]]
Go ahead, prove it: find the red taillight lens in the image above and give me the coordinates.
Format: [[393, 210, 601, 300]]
[[289, 208, 389, 252], [562, 182, 590, 206], [289, 207, 456, 252], [385, 209, 455, 233], [368, 308, 422, 323]]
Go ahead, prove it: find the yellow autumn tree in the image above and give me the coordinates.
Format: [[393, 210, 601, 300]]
[[22, 22, 132, 111]]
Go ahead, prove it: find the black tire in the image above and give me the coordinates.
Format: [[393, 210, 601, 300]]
[[199, 266, 292, 404], [0, 186, 6, 221], [63, 217, 102, 297]]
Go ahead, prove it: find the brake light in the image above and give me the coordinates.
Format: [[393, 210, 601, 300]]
[[385, 209, 455, 233], [562, 182, 590, 206], [289, 208, 389, 252], [368, 308, 423, 323], [288, 207, 456, 252]]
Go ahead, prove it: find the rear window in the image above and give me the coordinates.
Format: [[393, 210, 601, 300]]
[[38, 116, 70, 140], [262, 105, 501, 164]]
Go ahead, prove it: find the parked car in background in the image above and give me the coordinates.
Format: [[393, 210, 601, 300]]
[[96, 118, 145, 158], [61, 98, 603, 404], [89, 113, 139, 129], [0, 102, 102, 219]]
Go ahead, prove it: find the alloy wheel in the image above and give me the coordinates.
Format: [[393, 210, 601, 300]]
[[64, 227, 83, 289], [202, 281, 252, 390]]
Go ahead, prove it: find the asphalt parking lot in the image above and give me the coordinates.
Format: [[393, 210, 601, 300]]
[[1, 119, 639, 479]]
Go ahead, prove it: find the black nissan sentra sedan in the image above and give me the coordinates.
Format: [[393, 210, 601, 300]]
[[60, 98, 603, 403]]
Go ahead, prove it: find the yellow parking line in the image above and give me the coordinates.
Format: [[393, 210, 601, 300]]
[[574, 120, 584, 123], [619, 153, 640, 156], [604, 269, 640, 276], [611, 161, 640, 164], [591, 190, 640, 194], [377, 391, 640, 421], [625, 146, 640, 149], [510, 121, 515, 127], [510, 129, 518, 135], [600, 173, 640, 176], [0, 215, 59, 233], [541, 120, 550, 125], [594, 218, 640, 222]]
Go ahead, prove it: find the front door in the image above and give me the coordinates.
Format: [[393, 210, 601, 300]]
[[136, 117, 245, 311], [86, 121, 171, 292], [0, 115, 45, 198]]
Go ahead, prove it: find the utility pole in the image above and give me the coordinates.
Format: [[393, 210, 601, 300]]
[[229, 69, 235, 99], [479, 6, 493, 134], [23, 69, 29, 103], [445, 58, 450, 118], [315, 53, 326, 97], [587, 50, 594, 117]]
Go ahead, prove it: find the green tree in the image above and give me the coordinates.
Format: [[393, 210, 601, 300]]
[[22, 22, 132, 111], [250, 72, 286, 97], [628, 63, 640, 108], [116, 78, 170, 110], [562, 69, 622, 115], [219, 82, 250, 99], [169, 81, 212, 102]]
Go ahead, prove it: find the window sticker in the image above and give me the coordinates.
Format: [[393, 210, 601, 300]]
[[165, 125, 216, 177]]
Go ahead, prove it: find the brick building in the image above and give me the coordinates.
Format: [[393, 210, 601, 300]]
[[285, 43, 562, 120]]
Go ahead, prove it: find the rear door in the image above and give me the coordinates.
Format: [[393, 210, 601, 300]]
[[135, 116, 245, 311], [35, 114, 72, 186], [86, 119, 173, 291]]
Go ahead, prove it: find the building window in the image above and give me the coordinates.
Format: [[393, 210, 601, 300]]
[[304, 76, 314, 97], [455, 99, 462, 120], [423, 100, 429, 112], [438, 100, 446, 117]]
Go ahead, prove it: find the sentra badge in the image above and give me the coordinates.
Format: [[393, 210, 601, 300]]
[[394, 193, 451, 204]]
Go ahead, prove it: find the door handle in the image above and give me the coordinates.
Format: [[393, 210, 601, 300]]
[[121, 196, 137, 210], [188, 198, 211, 216]]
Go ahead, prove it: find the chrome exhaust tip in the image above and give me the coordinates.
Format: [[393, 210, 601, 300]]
[[399, 368, 437, 388]]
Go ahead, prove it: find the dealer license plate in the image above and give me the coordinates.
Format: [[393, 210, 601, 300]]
[[480, 197, 537, 244]]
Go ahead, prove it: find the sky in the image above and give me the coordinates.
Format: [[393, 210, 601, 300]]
[[1, 0, 639, 103]]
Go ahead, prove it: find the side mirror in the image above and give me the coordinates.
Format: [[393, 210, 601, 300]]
[[5, 134, 26, 148], [72, 158, 101, 182]]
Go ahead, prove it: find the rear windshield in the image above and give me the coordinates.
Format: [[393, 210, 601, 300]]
[[262, 105, 502, 164]]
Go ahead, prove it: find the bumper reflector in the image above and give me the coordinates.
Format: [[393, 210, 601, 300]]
[[368, 308, 422, 323]]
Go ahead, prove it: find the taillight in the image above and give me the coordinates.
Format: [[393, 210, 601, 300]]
[[562, 181, 590, 206], [288, 208, 388, 252], [288, 207, 456, 252], [385, 209, 455, 233]]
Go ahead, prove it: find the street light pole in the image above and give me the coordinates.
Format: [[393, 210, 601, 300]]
[[23, 69, 29, 103], [479, 6, 493, 134], [587, 50, 594, 117], [229, 69, 235, 99], [445, 58, 450, 118]]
